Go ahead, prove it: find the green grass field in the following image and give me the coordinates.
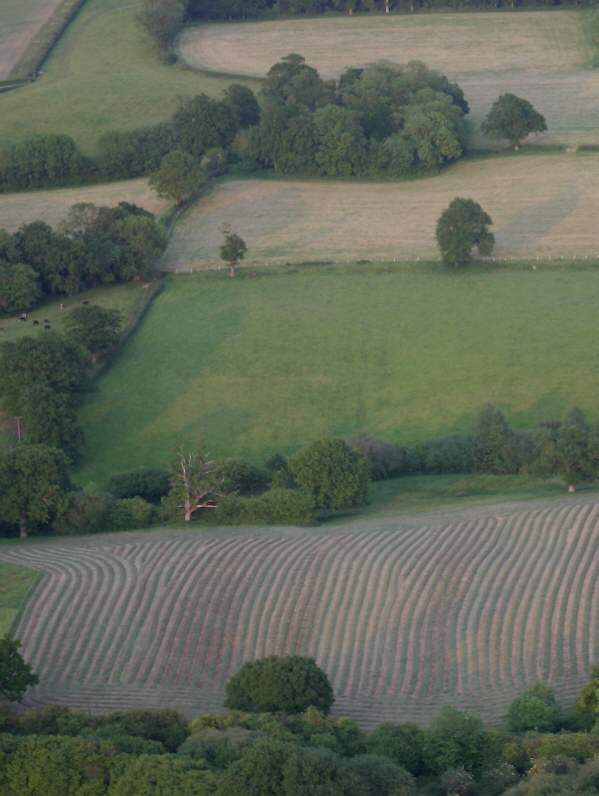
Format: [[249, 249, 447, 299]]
[[76, 263, 599, 485], [0, 563, 38, 636], [0, 0, 256, 154]]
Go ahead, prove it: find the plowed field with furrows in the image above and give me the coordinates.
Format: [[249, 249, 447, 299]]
[[2, 500, 598, 726]]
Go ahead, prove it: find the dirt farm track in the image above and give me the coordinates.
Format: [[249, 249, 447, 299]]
[[2, 497, 598, 727]]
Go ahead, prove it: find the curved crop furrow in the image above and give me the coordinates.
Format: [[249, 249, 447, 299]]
[[20, 554, 89, 676], [413, 517, 488, 699], [318, 531, 391, 690], [508, 505, 572, 691], [450, 515, 507, 696], [480, 509, 540, 692], [93, 540, 182, 684], [554, 505, 599, 680], [130, 538, 234, 685], [196, 537, 299, 679], [138, 539, 232, 684], [349, 528, 418, 697], [395, 520, 469, 697], [199, 536, 298, 680], [571, 511, 599, 678], [534, 504, 593, 683], [182, 537, 287, 684], [524, 506, 581, 683], [313, 533, 381, 680], [493, 508, 551, 690], [132, 538, 239, 686], [238, 536, 326, 671], [265, 534, 356, 673], [439, 516, 502, 698], [369, 524, 435, 696]]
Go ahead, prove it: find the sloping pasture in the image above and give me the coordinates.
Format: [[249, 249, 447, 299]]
[[179, 11, 599, 145], [2, 498, 597, 725], [0, 178, 169, 233], [163, 154, 599, 267], [0, 0, 65, 80]]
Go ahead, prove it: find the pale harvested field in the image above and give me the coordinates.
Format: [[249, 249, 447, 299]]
[[0, 0, 65, 79], [2, 497, 598, 726], [179, 12, 599, 145], [163, 154, 599, 268], [0, 179, 170, 233]]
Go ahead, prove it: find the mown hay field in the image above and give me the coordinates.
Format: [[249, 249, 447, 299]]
[[164, 154, 599, 267], [0, 178, 169, 234], [0, 0, 256, 154], [0, 0, 65, 80], [76, 263, 599, 484], [179, 11, 599, 145], [2, 498, 597, 725]]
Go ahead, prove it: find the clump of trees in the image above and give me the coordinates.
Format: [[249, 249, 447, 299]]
[[0, 202, 166, 314], [241, 56, 469, 178], [436, 197, 495, 268]]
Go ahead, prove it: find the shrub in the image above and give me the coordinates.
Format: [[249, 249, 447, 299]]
[[177, 727, 260, 769], [344, 753, 415, 795], [96, 709, 188, 752], [215, 488, 316, 526], [288, 438, 369, 511], [107, 469, 170, 502], [224, 656, 334, 714], [507, 683, 561, 734], [422, 433, 474, 474], [107, 497, 154, 531], [216, 459, 270, 496], [365, 722, 427, 776], [53, 492, 113, 535], [348, 434, 418, 480], [534, 734, 599, 763]]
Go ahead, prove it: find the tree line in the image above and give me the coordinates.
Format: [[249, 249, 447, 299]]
[[1, 401, 598, 539], [1, 640, 598, 795]]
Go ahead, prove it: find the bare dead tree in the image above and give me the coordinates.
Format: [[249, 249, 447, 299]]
[[172, 447, 227, 522]]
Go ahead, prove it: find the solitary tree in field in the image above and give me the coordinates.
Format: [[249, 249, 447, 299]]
[[0, 635, 38, 702], [482, 93, 547, 150], [436, 198, 495, 268], [150, 149, 205, 204], [225, 656, 334, 714], [220, 230, 247, 278], [168, 447, 226, 522]]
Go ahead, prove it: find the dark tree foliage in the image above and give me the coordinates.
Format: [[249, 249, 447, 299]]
[[63, 303, 122, 359], [150, 148, 206, 203], [138, 0, 187, 56], [348, 434, 419, 480], [482, 93, 547, 149], [0, 636, 39, 702], [224, 84, 262, 128], [97, 123, 178, 180], [246, 58, 467, 178], [0, 445, 71, 537], [472, 404, 514, 475], [423, 706, 501, 777], [173, 94, 239, 159], [436, 197, 495, 267], [0, 135, 91, 192], [288, 438, 369, 511], [0, 333, 87, 456], [365, 722, 427, 776], [108, 469, 171, 502], [576, 664, 599, 728], [0, 262, 41, 313], [225, 656, 334, 714]]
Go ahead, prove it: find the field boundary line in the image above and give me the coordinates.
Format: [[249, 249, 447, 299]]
[[7, 0, 90, 84]]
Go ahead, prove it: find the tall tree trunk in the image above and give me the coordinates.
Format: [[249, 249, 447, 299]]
[[19, 514, 28, 539], [228, 263, 236, 278], [184, 499, 193, 522], [568, 484, 576, 493], [385, 0, 390, 13]]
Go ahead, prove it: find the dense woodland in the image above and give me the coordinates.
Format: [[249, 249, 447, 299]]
[[1, 648, 598, 796]]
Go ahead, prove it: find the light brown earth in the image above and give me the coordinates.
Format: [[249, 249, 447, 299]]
[[179, 12, 599, 146], [162, 154, 599, 268], [0, 0, 66, 79], [0, 179, 170, 233]]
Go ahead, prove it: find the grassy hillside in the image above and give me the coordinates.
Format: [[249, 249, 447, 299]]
[[179, 10, 599, 146], [2, 498, 597, 725], [0, 563, 39, 636], [0, 0, 257, 154], [77, 263, 599, 485], [163, 153, 599, 268]]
